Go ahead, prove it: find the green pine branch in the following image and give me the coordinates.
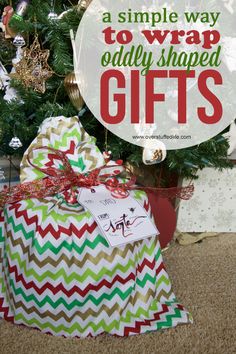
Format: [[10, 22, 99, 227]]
[[0, 0, 234, 182]]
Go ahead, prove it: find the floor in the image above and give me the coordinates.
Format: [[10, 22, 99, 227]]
[[0, 233, 235, 354]]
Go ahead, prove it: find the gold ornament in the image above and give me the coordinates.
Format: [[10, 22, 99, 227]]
[[11, 36, 53, 93], [64, 72, 84, 111], [152, 149, 163, 161], [142, 145, 167, 165]]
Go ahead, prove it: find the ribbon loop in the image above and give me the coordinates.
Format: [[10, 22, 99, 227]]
[[0, 146, 194, 208], [27, 146, 75, 178]]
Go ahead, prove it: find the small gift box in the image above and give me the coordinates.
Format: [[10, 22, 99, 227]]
[[177, 166, 236, 232], [0, 156, 20, 191]]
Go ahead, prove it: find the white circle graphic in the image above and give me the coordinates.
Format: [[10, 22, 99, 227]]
[[75, 0, 236, 150]]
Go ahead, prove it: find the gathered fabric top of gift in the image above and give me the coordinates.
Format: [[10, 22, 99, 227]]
[[0, 115, 194, 209], [20, 116, 105, 183]]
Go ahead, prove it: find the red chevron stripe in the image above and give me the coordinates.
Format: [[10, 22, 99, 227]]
[[137, 261, 166, 280], [155, 262, 166, 275], [125, 257, 165, 278], [45, 141, 76, 168], [7, 187, 150, 242], [143, 199, 150, 212], [47, 141, 76, 163], [9, 264, 136, 297], [9, 202, 39, 225], [124, 304, 169, 335], [9, 203, 98, 239], [0, 298, 14, 321], [45, 154, 63, 168], [64, 140, 76, 156], [0, 211, 4, 222], [36, 221, 98, 239], [123, 304, 185, 336], [136, 258, 156, 273]]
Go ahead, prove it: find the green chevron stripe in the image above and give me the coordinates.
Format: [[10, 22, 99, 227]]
[[49, 128, 82, 150], [136, 274, 170, 289], [5, 214, 35, 241], [34, 234, 109, 255], [32, 152, 46, 168], [15, 305, 185, 335], [6, 239, 159, 287], [7, 233, 108, 259], [0, 253, 10, 296], [30, 128, 90, 173], [119, 300, 180, 324], [10, 279, 177, 319], [29, 203, 91, 223], [17, 198, 92, 223], [8, 276, 172, 315], [133, 190, 146, 200], [10, 280, 133, 307], [7, 244, 160, 283], [69, 158, 86, 171], [7, 219, 157, 259], [5, 192, 148, 231], [0, 275, 8, 294], [156, 307, 186, 329], [7, 235, 137, 268], [138, 240, 158, 260], [6, 211, 93, 237], [155, 247, 161, 261], [14, 313, 119, 334]]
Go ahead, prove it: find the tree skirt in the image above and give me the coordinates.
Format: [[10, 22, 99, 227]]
[[0, 190, 192, 337]]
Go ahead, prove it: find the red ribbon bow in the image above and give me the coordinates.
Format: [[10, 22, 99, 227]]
[[0, 147, 194, 208]]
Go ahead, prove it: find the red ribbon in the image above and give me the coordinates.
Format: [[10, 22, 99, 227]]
[[0, 147, 194, 208]]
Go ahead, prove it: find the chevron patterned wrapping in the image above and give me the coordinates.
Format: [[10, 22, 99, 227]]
[[20, 116, 105, 183], [0, 189, 192, 337], [0, 116, 192, 337]]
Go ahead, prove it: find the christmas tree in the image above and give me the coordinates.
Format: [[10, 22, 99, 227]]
[[0, 0, 233, 185]]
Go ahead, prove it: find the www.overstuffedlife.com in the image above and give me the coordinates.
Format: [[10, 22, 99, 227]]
[[132, 134, 192, 140]]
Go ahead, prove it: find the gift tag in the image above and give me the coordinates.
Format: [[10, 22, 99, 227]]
[[78, 185, 159, 247]]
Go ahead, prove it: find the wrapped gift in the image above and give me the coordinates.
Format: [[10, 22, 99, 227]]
[[0, 116, 192, 337], [177, 167, 236, 232], [0, 156, 20, 191]]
